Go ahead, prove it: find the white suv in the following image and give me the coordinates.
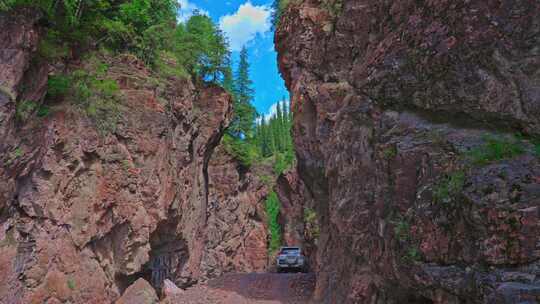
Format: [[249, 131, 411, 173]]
[[276, 247, 308, 273]]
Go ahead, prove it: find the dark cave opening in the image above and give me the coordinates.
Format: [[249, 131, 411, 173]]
[[146, 217, 189, 290], [114, 216, 189, 296]]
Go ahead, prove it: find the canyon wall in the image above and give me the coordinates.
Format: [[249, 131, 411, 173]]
[[276, 0, 539, 303], [0, 9, 268, 303]]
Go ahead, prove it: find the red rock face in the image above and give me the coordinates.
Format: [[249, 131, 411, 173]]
[[0, 9, 269, 303], [276, 0, 540, 303], [202, 146, 269, 277], [0, 8, 47, 214]]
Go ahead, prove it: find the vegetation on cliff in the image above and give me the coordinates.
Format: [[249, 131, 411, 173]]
[[3, 0, 232, 134], [265, 191, 282, 254], [1, 0, 229, 78]]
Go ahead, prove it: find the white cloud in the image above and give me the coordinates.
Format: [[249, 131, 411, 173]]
[[178, 0, 209, 23], [219, 2, 272, 51], [256, 100, 290, 124]]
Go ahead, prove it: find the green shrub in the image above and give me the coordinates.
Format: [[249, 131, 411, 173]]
[[468, 135, 525, 166], [393, 219, 410, 241], [38, 31, 70, 60], [304, 208, 317, 224], [16, 100, 38, 121], [67, 278, 76, 290], [433, 171, 465, 204], [259, 174, 273, 186], [12, 147, 23, 158], [0, 0, 19, 12], [222, 133, 260, 168], [304, 207, 320, 240], [47, 75, 71, 97], [121, 160, 131, 170], [16, 100, 49, 121], [154, 51, 189, 79], [265, 191, 282, 254], [36, 105, 50, 117], [406, 247, 421, 262], [48, 67, 120, 133], [6, 147, 23, 165], [273, 152, 294, 175], [382, 146, 397, 159], [71, 70, 120, 133]]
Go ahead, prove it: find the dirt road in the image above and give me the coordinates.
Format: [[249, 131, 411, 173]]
[[163, 273, 316, 304]]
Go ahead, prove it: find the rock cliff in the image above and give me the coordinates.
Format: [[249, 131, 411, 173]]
[[203, 145, 269, 278], [276, 0, 539, 303], [0, 9, 268, 303]]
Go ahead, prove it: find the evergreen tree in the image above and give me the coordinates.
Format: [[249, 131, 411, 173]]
[[235, 46, 255, 106], [230, 46, 256, 138], [222, 65, 235, 96], [271, 0, 288, 29], [251, 98, 295, 174], [174, 13, 230, 81], [275, 102, 284, 152]]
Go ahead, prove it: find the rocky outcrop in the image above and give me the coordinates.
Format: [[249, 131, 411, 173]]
[[202, 146, 269, 277], [276, 0, 539, 303], [0, 8, 47, 214], [115, 279, 158, 304], [0, 8, 268, 304]]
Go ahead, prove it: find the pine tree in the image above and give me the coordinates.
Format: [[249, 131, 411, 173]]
[[230, 46, 257, 138], [260, 116, 271, 157], [222, 65, 235, 96], [283, 99, 294, 153], [235, 46, 254, 105], [275, 102, 284, 152]]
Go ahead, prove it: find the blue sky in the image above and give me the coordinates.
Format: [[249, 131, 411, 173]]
[[178, 0, 289, 117]]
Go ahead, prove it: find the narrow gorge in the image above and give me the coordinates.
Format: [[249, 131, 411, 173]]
[[1, 0, 539, 303]]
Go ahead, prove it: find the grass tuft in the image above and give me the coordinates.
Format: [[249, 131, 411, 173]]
[[467, 135, 525, 166], [433, 171, 466, 204], [393, 219, 410, 241], [304, 207, 320, 240], [67, 278, 76, 290]]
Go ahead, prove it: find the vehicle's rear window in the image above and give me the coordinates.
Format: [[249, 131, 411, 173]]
[[280, 248, 300, 254]]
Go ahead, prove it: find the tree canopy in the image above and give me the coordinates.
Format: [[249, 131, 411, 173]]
[[1, 0, 230, 81], [228, 46, 257, 139]]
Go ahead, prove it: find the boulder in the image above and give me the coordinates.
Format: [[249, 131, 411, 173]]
[[116, 279, 158, 304]]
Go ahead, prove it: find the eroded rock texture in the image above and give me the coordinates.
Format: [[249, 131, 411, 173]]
[[276, 0, 540, 303], [202, 145, 269, 278], [0, 9, 268, 304]]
